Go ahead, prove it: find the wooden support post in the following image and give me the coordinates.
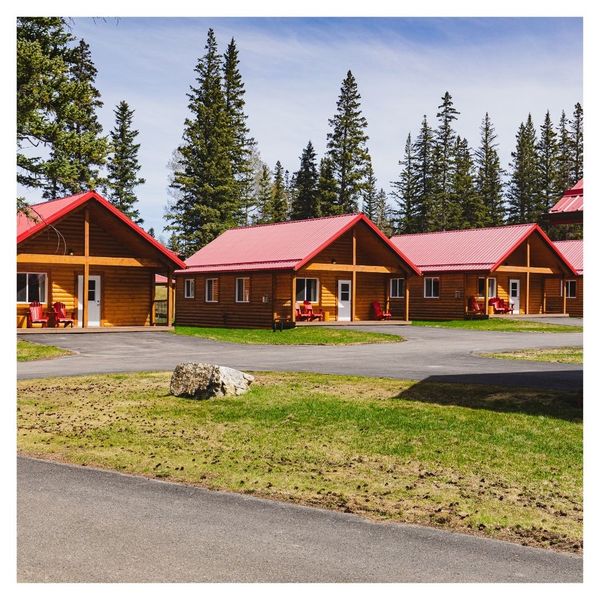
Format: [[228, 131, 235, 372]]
[[404, 279, 410, 322], [562, 278, 567, 314], [484, 276, 490, 315], [82, 207, 90, 328], [351, 228, 357, 321], [463, 273, 468, 315], [291, 274, 297, 323], [542, 278, 547, 314], [151, 273, 157, 326], [525, 239, 530, 314], [166, 271, 174, 326]]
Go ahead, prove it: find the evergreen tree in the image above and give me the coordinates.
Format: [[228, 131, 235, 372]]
[[413, 116, 436, 231], [326, 70, 371, 213], [431, 91, 461, 230], [391, 133, 421, 233], [316, 157, 339, 216], [361, 159, 377, 219], [537, 110, 560, 213], [104, 100, 145, 223], [506, 115, 542, 224], [373, 188, 392, 235], [17, 17, 73, 209], [166, 29, 237, 255], [474, 113, 504, 225], [570, 102, 583, 182], [147, 227, 155, 238], [223, 37, 256, 225], [290, 141, 319, 220], [270, 161, 288, 222], [43, 39, 108, 198], [452, 136, 485, 228], [255, 163, 273, 223], [555, 110, 572, 195]]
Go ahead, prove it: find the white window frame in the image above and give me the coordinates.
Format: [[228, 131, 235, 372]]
[[296, 277, 320, 303], [390, 277, 405, 299], [17, 272, 48, 304], [564, 280, 577, 299], [205, 278, 218, 303], [487, 277, 497, 298], [424, 277, 440, 299], [235, 277, 250, 303], [184, 278, 195, 299]]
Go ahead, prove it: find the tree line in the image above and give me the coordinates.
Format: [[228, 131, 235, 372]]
[[17, 21, 583, 256]]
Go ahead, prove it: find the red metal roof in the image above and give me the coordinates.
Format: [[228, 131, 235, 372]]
[[554, 240, 583, 275], [181, 213, 421, 275], [549, 179, 583, 215], [17, 191, 185, 269], [390, 223, 578, 275]]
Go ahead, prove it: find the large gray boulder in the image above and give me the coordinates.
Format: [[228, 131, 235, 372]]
[[170, 362, 255, 400]]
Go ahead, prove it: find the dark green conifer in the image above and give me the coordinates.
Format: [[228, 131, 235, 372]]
[[290, 141, 319, 220]]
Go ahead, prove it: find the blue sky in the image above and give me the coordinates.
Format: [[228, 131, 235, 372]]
[[24, 17, 583, 240]]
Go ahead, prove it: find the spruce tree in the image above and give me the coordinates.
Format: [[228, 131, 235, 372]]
[[506, 115, 542, 224], [556, 110, 572, 195], [537, 110, 560, 213], [17, 17, 73, 209], [475, 113, 504, 225], [570, 102, 583, 182], [391, 133, 421, 233], [223, 37, 255, 225], [270, 161, 288, 222], [104, 100, 145, 223], [452, 136, 485, 229], [374, 188, 392, 235], [431, 91, 461, 230], [43, 39, 108, 198], [290, 141, 319, 220], [166, 29, 237, 255], [316, 157, 339, 216], [326, 70, 370, 213], [413, 116, 436, 231], [255, 163, 273, 223], [361, 159, 377, 219]]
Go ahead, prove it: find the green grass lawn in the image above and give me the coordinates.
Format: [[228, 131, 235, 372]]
[[482, 347, 583, 364], [17, 371, 582, 552], [17, 339, 72, 362], [174, 325, 404, 345], [412, 319, 583, 333]]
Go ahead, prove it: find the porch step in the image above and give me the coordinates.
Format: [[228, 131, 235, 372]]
[[295, 320, 411, 326], [17, 326, 174, 335]]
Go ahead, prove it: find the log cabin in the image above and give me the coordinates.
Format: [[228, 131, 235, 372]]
[[17, 191, 185, 328], [551, 240, 583, 318], [390, 223, 579, 319], [548, 179, 583, 226], [174, 213, 421, 328]]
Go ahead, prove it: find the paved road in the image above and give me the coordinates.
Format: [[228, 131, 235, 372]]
[[18, 325, 582, 389], [17, 457, 583, 583]]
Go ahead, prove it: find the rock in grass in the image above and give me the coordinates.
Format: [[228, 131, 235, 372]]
[[170, 363, 254, 400]]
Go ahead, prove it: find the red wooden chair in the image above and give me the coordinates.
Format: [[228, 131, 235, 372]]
[[499, 298, 514, 314], [295, 303, 310, 321], [468, 296, 484, 314], [27, 302, 49, 328], [372, 301, 391, 320], [53, 302, 74, 327], [488, 297, 509, 314], [303, 301, 324, 321]]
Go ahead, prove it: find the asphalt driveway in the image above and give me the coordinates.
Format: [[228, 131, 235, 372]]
[[17, 457, 583, 583], [17, 325, 582, 389]]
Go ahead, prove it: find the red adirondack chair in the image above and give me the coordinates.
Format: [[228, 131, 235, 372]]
[[295, 303, 310, 321], [468, 296, 484, 314], [303, 301, 324, 321], [499, 298, 514, 314], [372, 301, 391, 320], [53, 302, 74, 327], [488, 297, 509, 314], [27, 302, 49, 328]]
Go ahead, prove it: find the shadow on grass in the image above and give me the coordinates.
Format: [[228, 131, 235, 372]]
[[397, 371, 582, 422]]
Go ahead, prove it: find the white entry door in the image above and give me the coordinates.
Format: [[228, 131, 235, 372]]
[[509, 279, 520, 314], [78, 275, 101, 326], [337, 279, 352, 321]]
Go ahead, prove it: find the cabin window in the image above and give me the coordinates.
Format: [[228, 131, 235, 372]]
[[390, 278, 405, 298], [184, 278, 195, 299], [424, 277, 439, 299], [296, 278, 319, 303], [564, 280, 577, 299], [17, 272, 47, 303], [236, 277, 250, 303], [478, 277, 497, 298], [205, 278, 218, 302]]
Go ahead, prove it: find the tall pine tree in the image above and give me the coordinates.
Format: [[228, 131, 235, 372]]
[[104, 100, 145, 223], [475, 113, 504, 225], [570, 102, 583, 182], [413, 116, 436, 231], [270, 161, 288, 222], [290, 141, 319, 220], [166, 29, 237, 255], [255, 163, 273, 223], [391, 133, 420, 233], [316, 157, 339, 216], [537, 110, 560, 213], [506, 115, 542, 224], [373, 188, 392, 235], [361, 159, 377, 219], [452, 136, 485, 229], [326, 70, 371, 213], [555, 110, 572, 195]]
